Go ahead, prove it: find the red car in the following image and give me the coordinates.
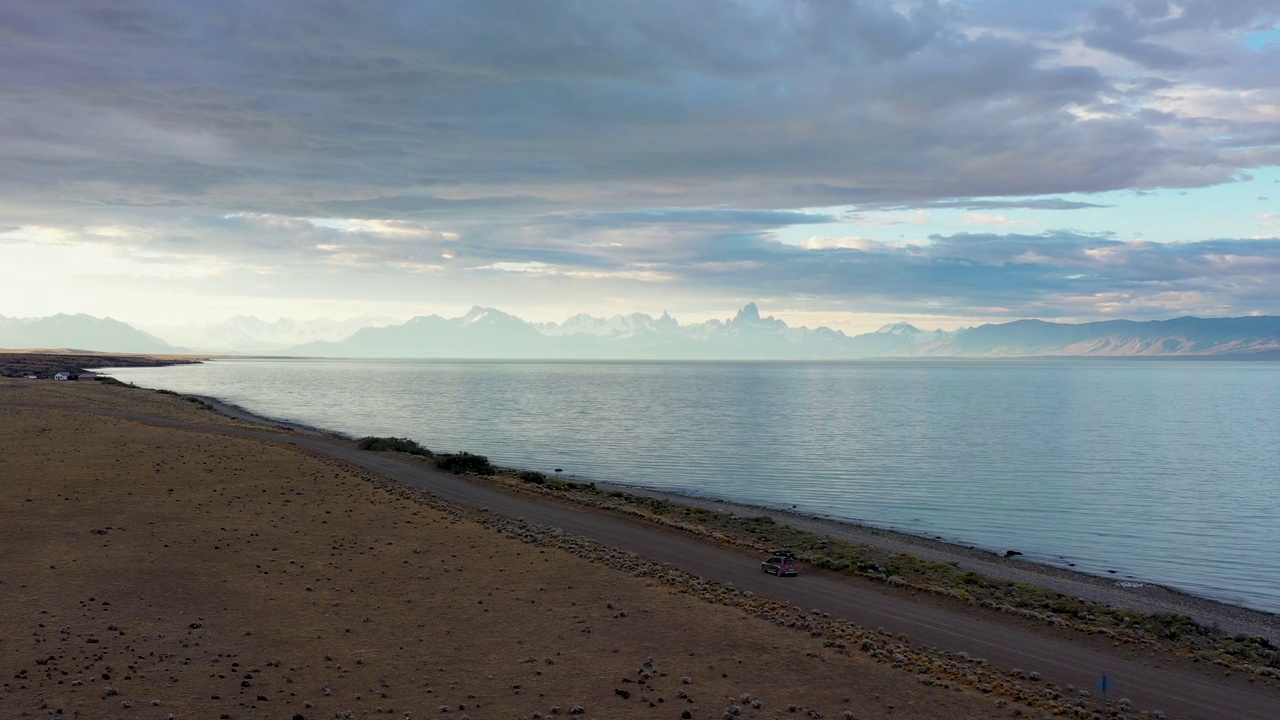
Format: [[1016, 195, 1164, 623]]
[[761, 550, 798, 577]]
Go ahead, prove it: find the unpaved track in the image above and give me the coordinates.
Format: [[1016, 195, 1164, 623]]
[[51, 405, 1280, 720]]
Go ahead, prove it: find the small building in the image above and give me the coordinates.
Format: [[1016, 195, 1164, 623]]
[[53, 372, 70, 381], [78, 372, 98, 380], [26, 374, 38, 380]]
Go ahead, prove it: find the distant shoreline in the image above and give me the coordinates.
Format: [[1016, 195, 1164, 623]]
[[0, 351, 204, 379], [190, 393, 355, 440], [179, 383, 1280, 643]]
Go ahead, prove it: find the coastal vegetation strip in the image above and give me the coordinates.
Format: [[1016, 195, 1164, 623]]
[[355, 435, 434, 456], [357, 436, 498, 475], [353, 435, 1280, 679], [512, 475, 1280, 677]]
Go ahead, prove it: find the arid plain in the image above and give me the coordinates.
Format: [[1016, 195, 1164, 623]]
[[3, 376, 1278, 720], [2, 379, 1035, 719]]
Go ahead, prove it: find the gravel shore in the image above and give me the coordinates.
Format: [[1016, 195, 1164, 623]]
[[597, 481, 1280, 644]]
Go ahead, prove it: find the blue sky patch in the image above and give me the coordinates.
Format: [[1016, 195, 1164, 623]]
[[1243, 28, 1280, 50]]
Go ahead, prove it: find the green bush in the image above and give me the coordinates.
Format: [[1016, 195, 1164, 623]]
[[435, 451, 494, 475], [356, 436, 433, 457], [518, 470, 546, 484], [648, 498, 673, 514]]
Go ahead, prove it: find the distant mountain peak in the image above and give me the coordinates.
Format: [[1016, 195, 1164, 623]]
[[461, 306, 493, 325], [875, 322, 921, 336], [458, 306, 530, 328], [735, 302, 761, 322]]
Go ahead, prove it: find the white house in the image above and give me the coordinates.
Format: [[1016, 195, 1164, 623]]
[[54, 372, 70, 381]]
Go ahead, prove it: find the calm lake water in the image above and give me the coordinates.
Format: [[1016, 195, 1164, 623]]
[[104, 358, 1280, 614]]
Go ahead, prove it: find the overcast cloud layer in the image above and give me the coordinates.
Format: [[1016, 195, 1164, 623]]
[[1, 0, 1278, 330]]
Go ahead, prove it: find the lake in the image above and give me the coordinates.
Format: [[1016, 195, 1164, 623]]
[[104, 358, 1280, 614]]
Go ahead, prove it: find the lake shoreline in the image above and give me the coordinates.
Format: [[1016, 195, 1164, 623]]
[[187, 388, 1280, 643], [593, 479, 1280, 642], [100, 357, 1280, 623]]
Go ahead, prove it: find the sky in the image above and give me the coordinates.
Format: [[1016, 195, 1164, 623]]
[[1, 0, 1279, 336]]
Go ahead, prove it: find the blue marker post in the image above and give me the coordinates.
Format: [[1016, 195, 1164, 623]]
[[1098, 673, 1111, 714]]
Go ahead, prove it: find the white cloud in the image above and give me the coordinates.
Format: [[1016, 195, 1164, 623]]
[[1150, 86, 1280, 124], [961, 213, 1037, 227], [795, 236, 881, 250], [310, 218, 459, 240]]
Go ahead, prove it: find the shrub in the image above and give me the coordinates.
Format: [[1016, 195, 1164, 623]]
[[184, 397, 215, 411], [356, 436, 433, 457], [435, 451, 494, 475], [648, 498, 672, 514], [518, 470, 546, 484]]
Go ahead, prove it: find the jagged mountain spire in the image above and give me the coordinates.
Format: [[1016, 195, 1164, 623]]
[[734, 302, 761, 322]]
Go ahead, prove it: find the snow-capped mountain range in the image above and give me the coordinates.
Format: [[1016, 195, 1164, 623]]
[[4, 305, 1280, 359], [281, 303, 1280, 359], [284, 302, 911, 359]]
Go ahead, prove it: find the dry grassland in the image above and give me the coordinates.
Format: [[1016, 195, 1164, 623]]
[[1, 380, 1029, 719]]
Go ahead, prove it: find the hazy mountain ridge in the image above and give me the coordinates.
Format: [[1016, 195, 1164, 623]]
[[534, 311, 680, 339], [277, 304, 1280, 359], [0, 313, 181, 354], [288, 309, 557, 359], [917, 316, 1280, 358], [144, 314, 400, 353], [5, 308, 1280, 359]]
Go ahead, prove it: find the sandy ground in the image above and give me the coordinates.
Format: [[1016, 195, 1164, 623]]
[[1, 379, 1038, 720]]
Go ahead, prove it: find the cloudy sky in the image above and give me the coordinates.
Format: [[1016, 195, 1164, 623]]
[[2, 0, 1279, 335]]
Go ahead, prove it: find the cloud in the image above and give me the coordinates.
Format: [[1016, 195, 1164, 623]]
[[960, 213, 1038, 227], [795, 236, 883, 251], [907, 198, 1113, 211], [632, 230, 1280, 321], [555, 209, 839, 228], [2, 1, 1279, 325], [2, 0, 1277, 225]]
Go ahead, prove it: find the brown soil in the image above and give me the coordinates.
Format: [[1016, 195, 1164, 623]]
[[1, 380, 1031, 720]]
